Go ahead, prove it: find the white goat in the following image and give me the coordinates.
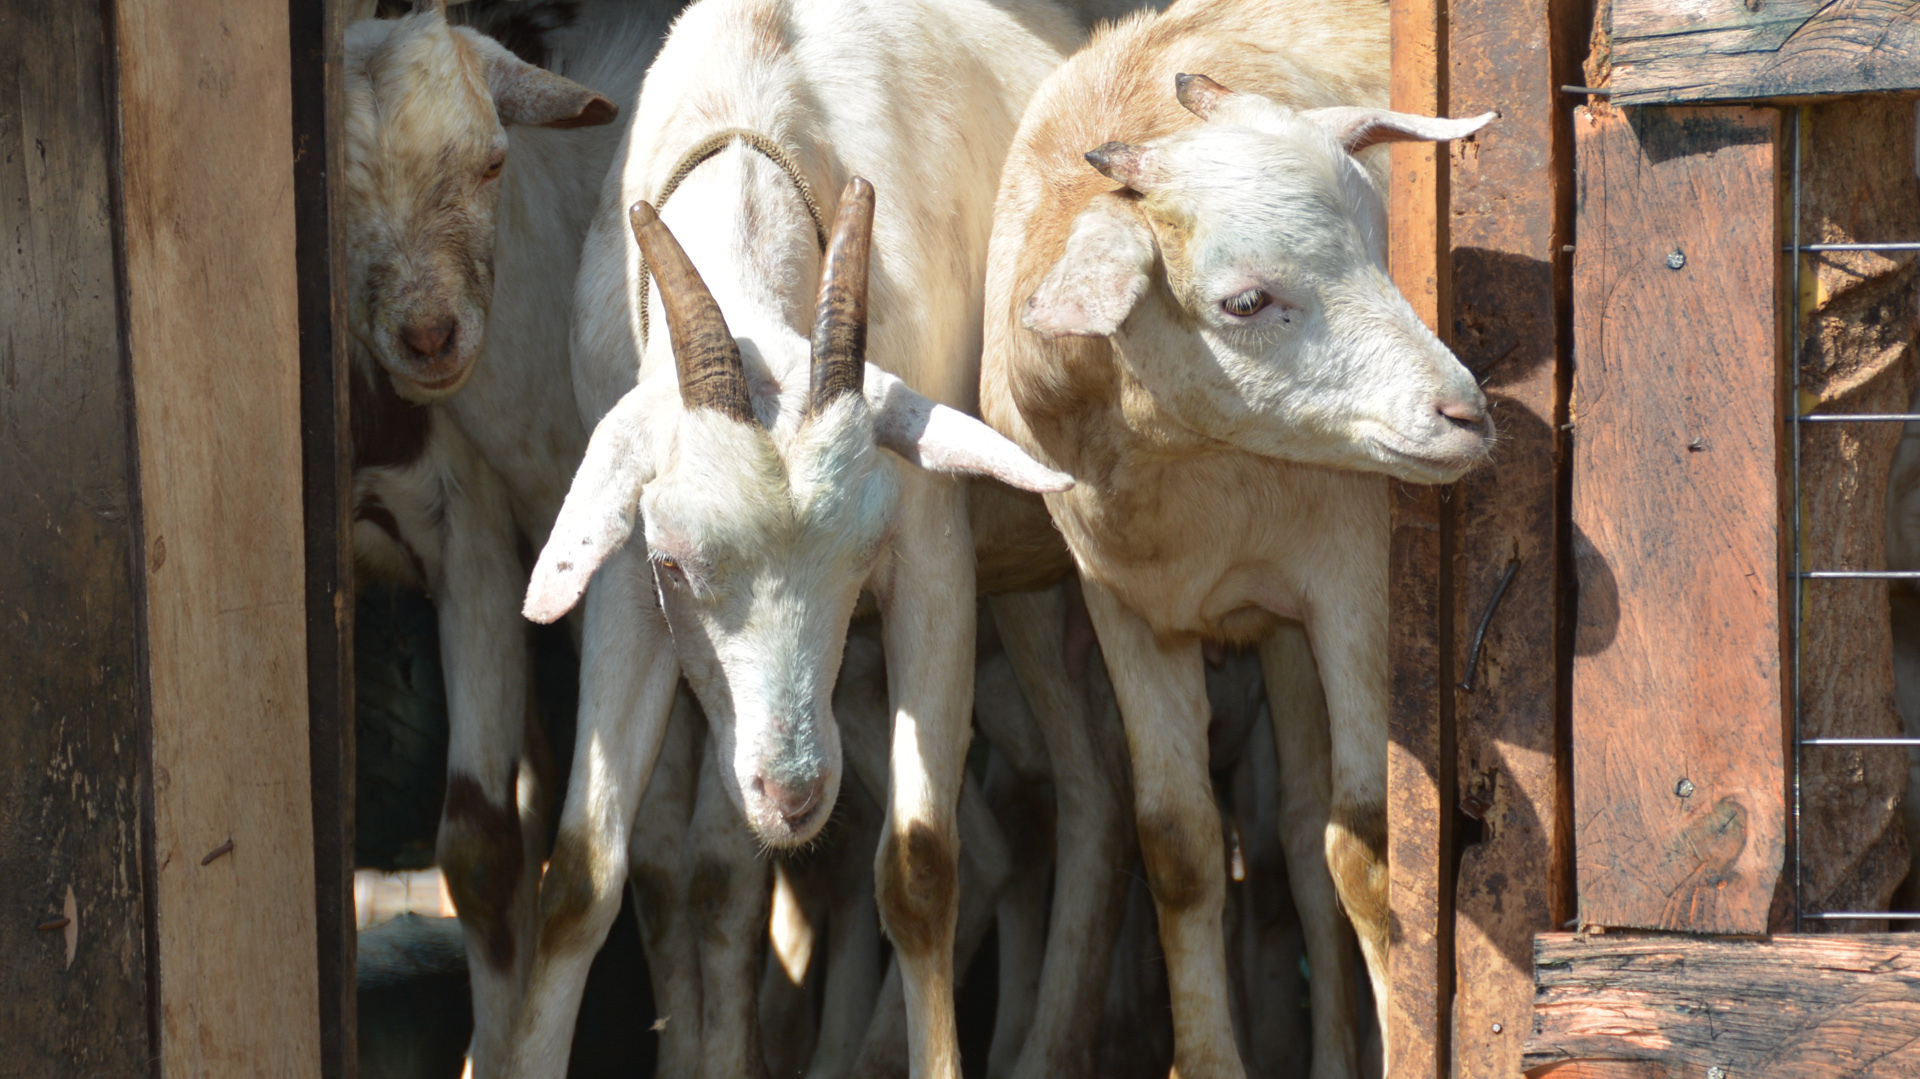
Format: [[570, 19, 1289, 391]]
[[340, 3, 677, 1075], [510, 0, 1080, 1075], [981, 1, 1495, 1075]]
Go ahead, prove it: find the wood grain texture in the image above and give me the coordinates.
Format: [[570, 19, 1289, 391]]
[[1792, 99, 1918, 929], [115, 0, 323, 1072], [0, 0, 153, 1068], [1524, 932, 1920, 1074], [1445, 0, 1580, 1071], [1610, 1, 1920, 106], [1388, 2, 1452, 1073], [1569, 106, 1786, 934], [290, 0, 356, 1072]]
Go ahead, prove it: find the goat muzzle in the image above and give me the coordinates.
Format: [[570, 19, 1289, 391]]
[[807, 176, 874, 418], [629, 201, 757, 424]]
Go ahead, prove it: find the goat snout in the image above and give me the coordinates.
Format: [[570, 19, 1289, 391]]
[[1436, 396, 1490, 435], [401, 317, 457, 362], [752, 773, 828, 827]]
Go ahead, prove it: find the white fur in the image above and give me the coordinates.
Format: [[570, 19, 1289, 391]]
[[981, 2, 1495, 1076], [340, 5, 674, 1077], [511, 1, 1081, 1077]]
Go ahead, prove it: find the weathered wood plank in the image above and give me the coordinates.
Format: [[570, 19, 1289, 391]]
[[1388, 0, 1453, 1072], [1525, 932, 1920, 1075], [291, 0, 356, 1073], [1610, 1, 1920, 106], [0, 0, 153, 1068], [1446, 0, 1580, 1071], [1569, 106, 1786, 934], [116, 0, 323, 1072]]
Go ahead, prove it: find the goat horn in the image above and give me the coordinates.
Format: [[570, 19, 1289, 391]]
[[630, 202, 756, 424], [808, 177, 874, 418]]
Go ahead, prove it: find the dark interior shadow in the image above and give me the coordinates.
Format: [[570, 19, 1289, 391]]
[[1451, 247, 1555, 389]]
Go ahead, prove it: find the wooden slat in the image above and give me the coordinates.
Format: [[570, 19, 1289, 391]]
[[0, 0, 153, 1067], [1610, 1, 1920, 106], [115, 0, 323, 1072], [1525, 932, 1920, 1075], [1445, 0, 1580, 1071], [290, 0, 356, 1073], [1569, 106, 1785, 935], [1387, 0, 1452, 1073]]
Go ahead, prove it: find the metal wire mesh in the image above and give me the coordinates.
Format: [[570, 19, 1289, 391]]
[[1788, 106, 1920, 928]]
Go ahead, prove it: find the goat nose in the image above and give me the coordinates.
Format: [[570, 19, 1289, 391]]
[[752, 774, 826, 825], [401, 318, 455, 360], [1438, 397, 1489, 433]]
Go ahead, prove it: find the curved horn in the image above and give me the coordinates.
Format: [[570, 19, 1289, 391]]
[[808, 177, 875, 418], [630, 202, 756, 423]]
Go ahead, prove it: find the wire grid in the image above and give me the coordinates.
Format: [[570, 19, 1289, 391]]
[[1789, 106, 1920, 925]]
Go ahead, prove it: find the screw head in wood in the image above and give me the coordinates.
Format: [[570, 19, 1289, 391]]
[[1708, 1068, 1728, 1079], [1667, 249, 1687, 270], [1491, 1022, 1503, 1034], [1676, 778, 1696, 797]]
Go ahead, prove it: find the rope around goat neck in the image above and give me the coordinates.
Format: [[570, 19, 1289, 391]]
[[638, 129, 830, 344]]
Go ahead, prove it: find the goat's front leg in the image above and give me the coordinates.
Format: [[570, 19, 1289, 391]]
[[689, 728, 774, 1079], [433, 459, 539, 1079], [506, 543, 682, 1079], [988, 586, 1133, 1079], [870, 472, 976, 1079], [1302, 530, 1393, 1033], [627, 687, 704, 1079], [1081, 578, 1244, 1079]]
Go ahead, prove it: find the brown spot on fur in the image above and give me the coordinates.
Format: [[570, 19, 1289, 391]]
[[1135, 808, 1213, 912], [1328, 800, 1389, 951], [875, 821, 957, 956], [439, 773, 524, 970], [537, 826, 602, 952], [351, 359, 433, 470]]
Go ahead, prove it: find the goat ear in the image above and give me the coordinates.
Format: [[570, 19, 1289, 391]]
[[524, 388, 655, 624], [865, 368, 1073, 493], [1022, 194, 1155, 339], [459, 29, 618, 129], [1302, 107, 1497, 155]]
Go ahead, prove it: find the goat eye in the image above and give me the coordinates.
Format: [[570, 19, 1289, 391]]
[[1221, 288, 1271, 318], [481, 155, 505, 181], [656, 556, 681, 575]]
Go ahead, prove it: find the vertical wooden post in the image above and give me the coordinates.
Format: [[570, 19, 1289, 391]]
[[1388, 0, 1453, 1073], [1568, 106, 1786, 935], [0, 0, 153, 1067], [1445, 0, 1582, 1072], [290, 0, 356, 1074], [115, 0, 324, 1071]]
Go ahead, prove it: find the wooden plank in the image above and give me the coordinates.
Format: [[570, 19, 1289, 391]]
[[290, 0, 356, 1074], [0, 0, 154, 1067], [1524, 932, 1920, 1075], [1610, 1, 1920, 106], [115, 0, 323, 1073], [1569, 106, 1786, 935], [1387, 0, 1453, 1073], [1445, 0, 1580, 1071]]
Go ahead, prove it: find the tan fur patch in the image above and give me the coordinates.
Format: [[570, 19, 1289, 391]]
[[536, 825, 605, 953], [1135, 808, 1213, 912], [875, 820, 958, 956], [439, 773, 525, 970], [1328, 800, 1389, 950]]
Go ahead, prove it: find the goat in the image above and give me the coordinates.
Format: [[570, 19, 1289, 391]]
[[340, 3, 676, 1074], [979, 0, 1495, 1074], [509, 1, 1080, 1075]]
